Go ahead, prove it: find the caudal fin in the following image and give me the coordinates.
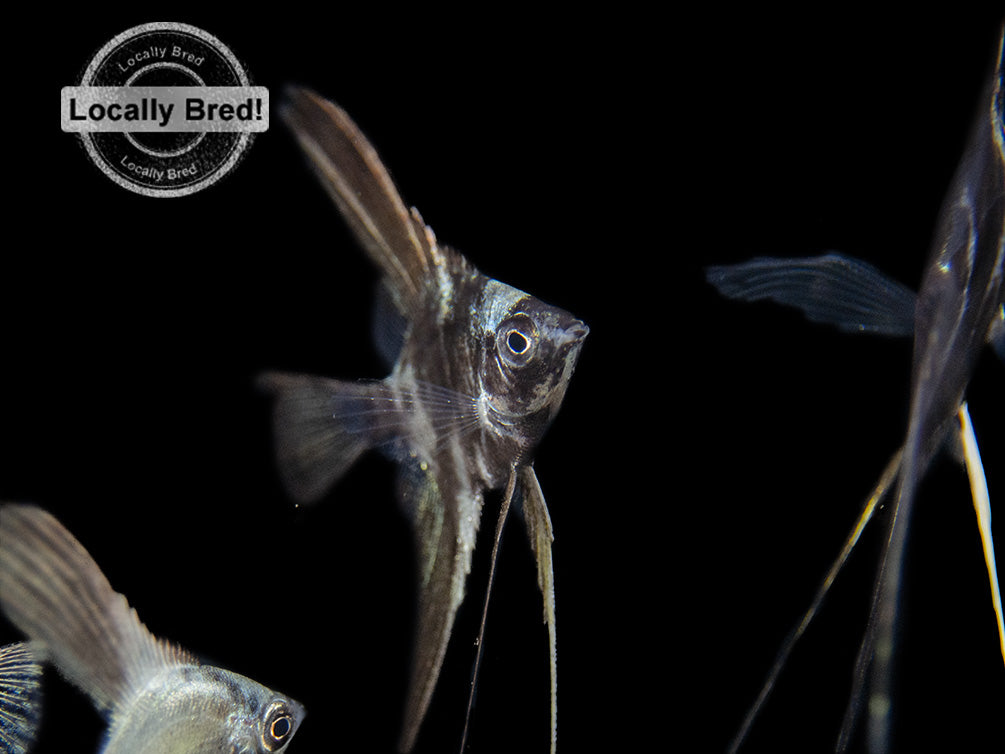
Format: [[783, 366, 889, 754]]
[[258, 372, 395, 504]]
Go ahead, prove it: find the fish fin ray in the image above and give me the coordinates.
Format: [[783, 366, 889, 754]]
[[258, 373, 390, 504], [705, 253, 917, 336], [725, 450, 902, 754], [853, 447, 921, 754], [958, 403, 1005, 666], [0, 641, 45, 754], [461, 468, 517, 754], [397, 459, 479, 752], [519, 466, 558, 754], [280, 87, 441, 314], [259, 372, 482, 505]]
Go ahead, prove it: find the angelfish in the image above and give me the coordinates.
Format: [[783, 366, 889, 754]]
[[0, 641, 43, 754], [260, 88, 588, 753], [706, 24, 1004, 754], [0, 504, 305, 754]]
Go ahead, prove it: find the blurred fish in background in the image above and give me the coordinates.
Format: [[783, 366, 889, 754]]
[[0, 504, 305, 754], [707, 22, 1004, 754]]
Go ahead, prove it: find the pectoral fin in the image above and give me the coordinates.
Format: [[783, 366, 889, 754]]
[[257, 373, 385, 504]]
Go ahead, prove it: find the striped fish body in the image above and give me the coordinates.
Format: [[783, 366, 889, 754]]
[[262, 89, 588, 752]]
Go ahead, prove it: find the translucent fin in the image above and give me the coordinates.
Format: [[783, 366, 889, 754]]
[[280, 87, 443, 316], [372, 278, 409, 369], [461, 468, 518, 754], [705, 253, 917, 336], [520, 466, 558, 754], [259, 372, 481, 506], [397, 459, 478, 753], [453, 465, 558, 754], [0, 642, 44, 754], [258, 372, 385, 504], [0, 505, 191, 718], [727, 449, 903, 754], [958, 403, 1005, 665], [833, 451, 907, 753]]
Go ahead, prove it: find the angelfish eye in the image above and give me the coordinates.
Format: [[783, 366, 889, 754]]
[[262, 702, 294, 751], [271, 716, 291, 739], [497, 314, 538, 366], [507, 329, 529, 354]]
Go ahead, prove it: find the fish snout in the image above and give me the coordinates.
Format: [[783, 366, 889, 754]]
[[563, 319, 590, 346]]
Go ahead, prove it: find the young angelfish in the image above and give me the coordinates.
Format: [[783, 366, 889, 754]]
[[0, 641, 44, 754], [261, 88, 588, 753], [0, 504, 305, 754], [707, 24, 1004, 754]]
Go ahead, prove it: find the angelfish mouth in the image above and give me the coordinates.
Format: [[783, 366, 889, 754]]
[[565, 320, 589, 344], [560, 321, 589, 366]]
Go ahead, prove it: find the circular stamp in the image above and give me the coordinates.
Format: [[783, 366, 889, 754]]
[[61, 22, 269, 197]]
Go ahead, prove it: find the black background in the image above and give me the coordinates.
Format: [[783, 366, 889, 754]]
[[4, 6, 1003, 753]]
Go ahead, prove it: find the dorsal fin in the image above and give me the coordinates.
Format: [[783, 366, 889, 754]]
[[0, 505, 193, 718], [281, 87, 445, 315]]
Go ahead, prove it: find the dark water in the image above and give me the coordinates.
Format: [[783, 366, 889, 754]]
[[5, 7, 1002, 753]]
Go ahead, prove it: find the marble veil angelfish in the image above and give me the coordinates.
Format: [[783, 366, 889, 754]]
[[706, 23, 1004, 754], [260, 88, 588, 753], [0, 504, 305, 754]]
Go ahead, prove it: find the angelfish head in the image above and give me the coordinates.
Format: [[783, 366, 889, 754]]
[[253, 695, 306, 753], [478, 279, 589, 432], [217, 668, 306, 754]]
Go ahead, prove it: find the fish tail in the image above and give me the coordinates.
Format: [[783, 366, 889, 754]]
[[0, 641, 44, 754], [258, 372, 396, 505], [0, 505, 189, 718]]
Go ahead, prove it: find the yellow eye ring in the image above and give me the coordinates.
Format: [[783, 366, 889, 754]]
[[497, 314, 538, 366], [262, 702, 294, 751], [506, 329, 530, 354], [270, 714, 292, 739]]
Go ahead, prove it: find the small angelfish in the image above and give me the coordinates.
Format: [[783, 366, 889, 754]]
[[0, 641, 43, 754], [0, 504, 305, 754], [706, 23, 1004, 754], [260, 88, 588, 753]]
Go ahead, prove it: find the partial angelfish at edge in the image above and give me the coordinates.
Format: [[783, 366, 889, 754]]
[[0, 504, 305, 754], [706, 23, 1005, 754]]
